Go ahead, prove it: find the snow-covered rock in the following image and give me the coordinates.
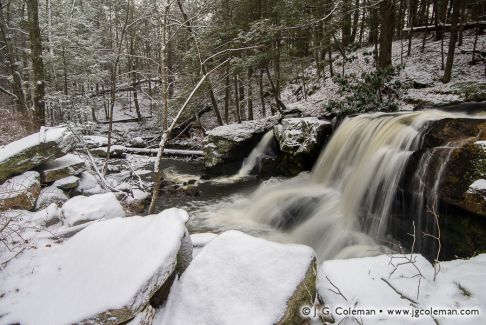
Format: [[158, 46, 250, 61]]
[[91, 145, 127, 158], [462, 179, 486, 216], [82, 135, 111, 148], [130, 136, 146, 148], [0, 171, 41, 211], [53, 175, 80, 190], [0, 208, 190, 325], [0, 127, 75, 182], [273, 117, 332, 174], [37, 153, 86, 183], [123, 189, 151, 215], [162, 230, 316, 325], [203, 117, 279, 176], [62, 192, 125, 226], [318, 254, 486, 325], [35, 185, 69, 210], [74, 171, 106, 195]]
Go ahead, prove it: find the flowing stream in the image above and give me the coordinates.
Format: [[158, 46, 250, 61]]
[[160, 109, 483, 261]]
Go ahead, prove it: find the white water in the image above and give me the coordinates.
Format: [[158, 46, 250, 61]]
[[202, 110, 476, 261], [237, 130, 274, 177]]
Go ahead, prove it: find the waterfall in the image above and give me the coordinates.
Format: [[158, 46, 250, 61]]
[[237, 131, 274, 177], [204, 110, 473, 261]]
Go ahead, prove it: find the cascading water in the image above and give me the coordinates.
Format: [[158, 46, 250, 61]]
[[198, 110, 479, 261], [237, 130, 275, 177]]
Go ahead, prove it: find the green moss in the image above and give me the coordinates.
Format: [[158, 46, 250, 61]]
[[453, 82, 486, 102]]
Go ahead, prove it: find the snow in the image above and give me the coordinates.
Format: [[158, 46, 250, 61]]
[[190, 232, 217, 257], [318, 254, 486, 325], [281, 31, 486, 115], [53, 175, 79, 189], [35, 185, 69, 210], [468, 179, 486, 192], [0, 171, 39, 200], [61, 192, 125, 226], [39, 153, 85, 171], [75, 171, 105, 195], [206, 116, 279, 142], [161, 230, 315, 325], [0, 127, 69, 163], [0, 208, 190, 325], [82, 135, 111, 148]]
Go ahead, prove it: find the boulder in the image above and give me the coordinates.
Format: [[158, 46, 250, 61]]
[[463, 179, 486, 216], [74, 171, 106, 195], [0, 127, 75, 183], [162, 230, 316, 325], [53, 176, 80, 190], [0, 171, 41, 211], [62, 192, 126, 226], [273, 117, 332, 175], [35, 185, 69, 210], [82, 135, 111, 149], [37, 154, 86, 183], [130, 137, 146, 148], [203, 117, 279, 176], [0, 209, 190, 325], [91, 145, 127, 158]]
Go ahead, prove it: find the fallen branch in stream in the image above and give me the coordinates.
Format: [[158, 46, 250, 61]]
[[147, 59, 230, 214]]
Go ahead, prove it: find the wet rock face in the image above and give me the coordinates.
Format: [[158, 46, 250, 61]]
[[203, 117, 279, 177], [394, 115, 486, 259]]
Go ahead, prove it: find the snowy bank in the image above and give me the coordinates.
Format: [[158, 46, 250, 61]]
[[317, 254, 486, 325]]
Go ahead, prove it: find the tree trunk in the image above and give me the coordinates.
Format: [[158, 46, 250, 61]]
[[259, 69, 266, 117], [26, 0, 46, 128], [234, 74, 241, 123], [378, 0, 395, 69], [0, 0, 27, 113], [247, 67, 254, 120], [176, 0, 224, 126], [442, 0, 460, 83]]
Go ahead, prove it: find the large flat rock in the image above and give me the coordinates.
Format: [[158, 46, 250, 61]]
[[0, 208, 190, 325], [162, 230, 316, 325], [0, 171, 41, 211], [0, 127, 75, 183], [37, 154, 86, 183]]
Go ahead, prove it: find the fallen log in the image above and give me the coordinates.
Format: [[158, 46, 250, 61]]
[[125, 147, 204, 157], [172, 105, 212, 136], [97, 116, 154, 124], [403, 21, 486, 33], [89, 78, 161, 98]]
